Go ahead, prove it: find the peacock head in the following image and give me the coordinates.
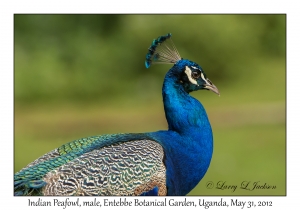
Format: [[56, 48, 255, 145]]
[[145, 33, 219, 95]]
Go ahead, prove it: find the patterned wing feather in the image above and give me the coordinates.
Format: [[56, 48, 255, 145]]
[[18, 149, 61, 172], [14, 133, 159, 195], [41, 140, 166, 196]]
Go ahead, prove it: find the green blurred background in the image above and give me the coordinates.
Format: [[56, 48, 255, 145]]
[[14, 14, 286, 196]]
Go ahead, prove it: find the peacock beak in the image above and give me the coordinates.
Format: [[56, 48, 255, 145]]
[[204, 78, 220, 96]]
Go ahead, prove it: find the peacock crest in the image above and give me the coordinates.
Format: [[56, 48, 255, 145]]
[[145, 33, 181, 68]]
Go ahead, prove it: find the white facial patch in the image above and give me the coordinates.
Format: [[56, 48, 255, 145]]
[[184, 66, 199, 86], [200, 71, 209, 84]]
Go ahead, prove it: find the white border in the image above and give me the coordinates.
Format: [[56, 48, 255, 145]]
[[1, 1, 299, 209]]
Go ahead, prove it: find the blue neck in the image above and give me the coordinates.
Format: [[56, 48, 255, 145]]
[[151, 70, 213, 195], [162, 71, 210, 133]]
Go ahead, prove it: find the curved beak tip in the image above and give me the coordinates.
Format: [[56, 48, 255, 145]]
[[205, 78, 220, 96]]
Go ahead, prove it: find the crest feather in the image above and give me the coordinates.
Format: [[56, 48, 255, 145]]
[[145, 33, 181, 68]]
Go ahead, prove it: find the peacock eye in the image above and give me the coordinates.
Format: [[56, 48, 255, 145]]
[[192, 70, 201, 79]]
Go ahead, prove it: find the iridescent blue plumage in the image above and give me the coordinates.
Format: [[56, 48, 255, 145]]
[[14, 33, 219, 196]]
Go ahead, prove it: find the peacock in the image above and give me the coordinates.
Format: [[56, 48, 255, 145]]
[[14, 33, 219, 196]]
